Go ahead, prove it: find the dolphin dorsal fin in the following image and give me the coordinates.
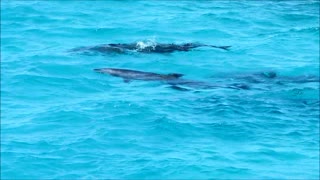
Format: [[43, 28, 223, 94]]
[[167, 73, 184, 78], [123, 78, 132, 83]]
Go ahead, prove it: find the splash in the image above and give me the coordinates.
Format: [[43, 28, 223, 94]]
[[135, 39, 157, 51]]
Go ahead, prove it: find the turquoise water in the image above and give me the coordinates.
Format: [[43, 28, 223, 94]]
[[1, 0, 319, 179]]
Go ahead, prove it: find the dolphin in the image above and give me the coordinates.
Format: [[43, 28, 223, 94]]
[[108, 42, 231, 53], [70, 42, 231, 54], [94, 68, 184, 83], [224, 71, 319, 84]]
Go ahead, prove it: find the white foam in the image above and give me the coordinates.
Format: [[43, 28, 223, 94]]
[[135, 39, 157, 50]]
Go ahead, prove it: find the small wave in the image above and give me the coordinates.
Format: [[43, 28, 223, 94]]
[[289, 26, 319, 33]]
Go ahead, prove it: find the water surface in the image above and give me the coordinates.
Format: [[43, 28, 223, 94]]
[[1, 0, 319, 179]]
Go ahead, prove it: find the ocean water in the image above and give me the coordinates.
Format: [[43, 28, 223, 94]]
[[1, 0, 319, 179]]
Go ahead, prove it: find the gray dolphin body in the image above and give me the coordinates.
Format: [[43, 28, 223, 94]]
[[71, 43, 231, 54], [94, 68, 184, 82], [108, 43, 231, 52]]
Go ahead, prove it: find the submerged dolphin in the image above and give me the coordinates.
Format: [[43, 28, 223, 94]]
[[108, 43, 231, 52], [222, 71, 320, 84], [71, 42, 231, 54], [94, 68, 249, 90], [94, 68, 184, 83]]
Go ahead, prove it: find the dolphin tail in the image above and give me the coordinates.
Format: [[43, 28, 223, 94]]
[[208, 45, 231, 51], [169, 85, 190, 91], [227, 83, 250, 90], [94, 68, 107, 73], [67, 47, 87, 53]]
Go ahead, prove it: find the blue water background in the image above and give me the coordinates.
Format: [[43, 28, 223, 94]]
[[1, 0, 319, 179]]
